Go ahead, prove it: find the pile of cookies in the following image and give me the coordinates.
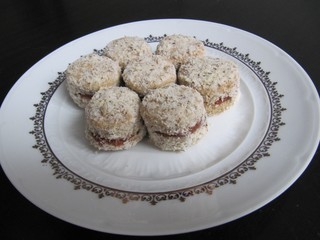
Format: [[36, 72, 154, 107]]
[[65, 35, 240, 151]]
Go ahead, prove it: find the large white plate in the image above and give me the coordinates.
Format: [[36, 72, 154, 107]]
[[0, 19, 319, 236]]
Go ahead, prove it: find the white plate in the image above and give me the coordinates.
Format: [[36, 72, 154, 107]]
[[0, 19, 319, 236]]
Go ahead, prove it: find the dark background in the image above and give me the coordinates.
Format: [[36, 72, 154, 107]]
[[0, 0, 319, 239]]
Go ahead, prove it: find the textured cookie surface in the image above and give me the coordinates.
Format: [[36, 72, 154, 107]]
[[122, 55, 176, 96], [140, 84, 208, 151], [65, 53, 121, 108], [155, 34, 205, 69], [178, 56, 240, 115], [85, 87, 146, 151], [104, 36, 153, 69]]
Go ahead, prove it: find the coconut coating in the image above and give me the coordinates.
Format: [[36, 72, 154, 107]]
[[65, 53, 121, 108], [85, 87, 146, 150], [140, 84, 208, 151], [147, 122, 208, 151], [122, 55, 176, 96], [178, 56, 240, 115], [104, 36, 153, 69], [155, 34, 205, 69]]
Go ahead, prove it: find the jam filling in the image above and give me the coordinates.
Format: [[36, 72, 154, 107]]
[[214, 96, 232, 105], [79, 93, 93, 100], [155, 120, 203, 138], [90, 131, 139, 147]]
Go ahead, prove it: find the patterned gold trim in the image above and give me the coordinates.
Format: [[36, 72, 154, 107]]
[[29, 35, 286, 205]]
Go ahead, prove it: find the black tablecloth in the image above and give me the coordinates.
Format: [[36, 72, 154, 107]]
[[1, 0, 319, 239]]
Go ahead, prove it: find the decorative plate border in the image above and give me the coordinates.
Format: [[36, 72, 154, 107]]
[[29, 35, 286, 205]]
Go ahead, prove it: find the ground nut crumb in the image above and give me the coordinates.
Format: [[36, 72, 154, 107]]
[[178, 56, 240, 115], [85, 87, 146, 150], [155, 34, 205, 69], [104, 36, 153, 69], [65, 53, 121, 108], [140, 84, 208, 151], [122, 55, 176, 96]]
